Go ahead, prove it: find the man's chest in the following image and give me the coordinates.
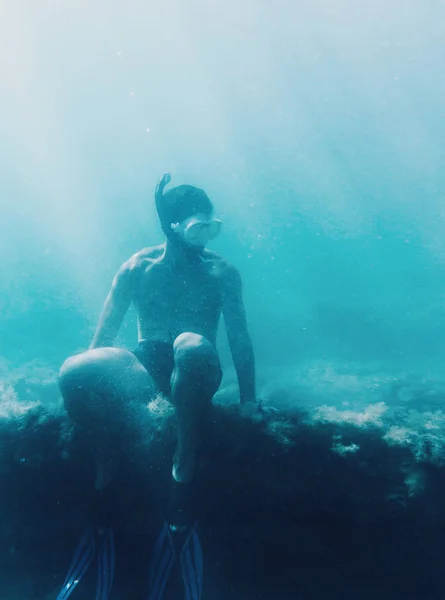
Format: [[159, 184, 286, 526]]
[[134, 267, 222, 315]]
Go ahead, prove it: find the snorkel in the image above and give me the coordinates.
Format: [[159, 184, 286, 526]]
[[155, 172, 176, 243]]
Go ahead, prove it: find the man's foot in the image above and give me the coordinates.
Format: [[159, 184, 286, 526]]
[[167, 478, 196, 533], [55, 526, 115, 600], [147, 521, 204, 600], [172, 447, 196, 484]]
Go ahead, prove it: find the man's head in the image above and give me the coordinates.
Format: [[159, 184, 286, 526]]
[[155, 174, 221, 250]]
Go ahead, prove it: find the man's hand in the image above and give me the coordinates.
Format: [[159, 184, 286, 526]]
[[240, 394, 257, 405], [238, 397, 279, 419]]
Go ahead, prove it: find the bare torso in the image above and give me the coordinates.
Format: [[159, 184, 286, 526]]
[[127, 245, 228, 346]]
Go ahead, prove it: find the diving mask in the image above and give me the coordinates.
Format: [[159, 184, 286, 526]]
[[171, 214, 222, 247]]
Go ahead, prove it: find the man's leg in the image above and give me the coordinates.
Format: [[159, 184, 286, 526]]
[[59, 347, 152, 490], [56, 349, 152, 600], [170, 333, 222, 484]]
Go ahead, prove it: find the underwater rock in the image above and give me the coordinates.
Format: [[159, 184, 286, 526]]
[[0, 372, 445, 599]]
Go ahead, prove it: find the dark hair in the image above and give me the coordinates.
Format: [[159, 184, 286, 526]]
[[157, 185, 213, 229]]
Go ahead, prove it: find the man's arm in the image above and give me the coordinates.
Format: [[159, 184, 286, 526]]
[[89, 263, 134, 349], [221, 265, 256, 404]]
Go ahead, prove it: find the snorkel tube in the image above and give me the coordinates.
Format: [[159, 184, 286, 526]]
[[155, 172, 178, 244], [155, 172, 171, 217]]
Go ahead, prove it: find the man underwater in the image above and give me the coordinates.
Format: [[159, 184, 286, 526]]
[[58, 173, 257, 532]]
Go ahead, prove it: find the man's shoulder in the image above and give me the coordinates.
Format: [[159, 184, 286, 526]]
[[203, 249, 228, 270], [203, 250, 240, 281], [125, 245, 163, 270], [116, 246, 163, 281]]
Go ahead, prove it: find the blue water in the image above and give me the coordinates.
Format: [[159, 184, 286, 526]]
[[2, 0, 445, 376], [1, 2, 445, 598]]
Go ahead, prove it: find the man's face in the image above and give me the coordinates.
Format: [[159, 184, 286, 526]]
[[171, 212, 222, 247]]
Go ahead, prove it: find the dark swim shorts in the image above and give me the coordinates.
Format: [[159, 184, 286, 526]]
[[133, 340, 175, 398]]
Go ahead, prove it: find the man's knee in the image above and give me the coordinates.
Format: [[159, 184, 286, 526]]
[[58, 351, 95, 399], [173, 333, 222, 388], [173, 333, 218, 368], [60, 348, 124, 391], [59, 347, 150, 409]]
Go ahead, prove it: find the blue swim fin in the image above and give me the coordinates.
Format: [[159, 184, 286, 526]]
[[56, 527, 115, 600], [96, 527, 116, 600], [180, 526, 203, 600], [147, 523, 203, 600], [56, 528, 95, 600], [147, 522, 176, 600]]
